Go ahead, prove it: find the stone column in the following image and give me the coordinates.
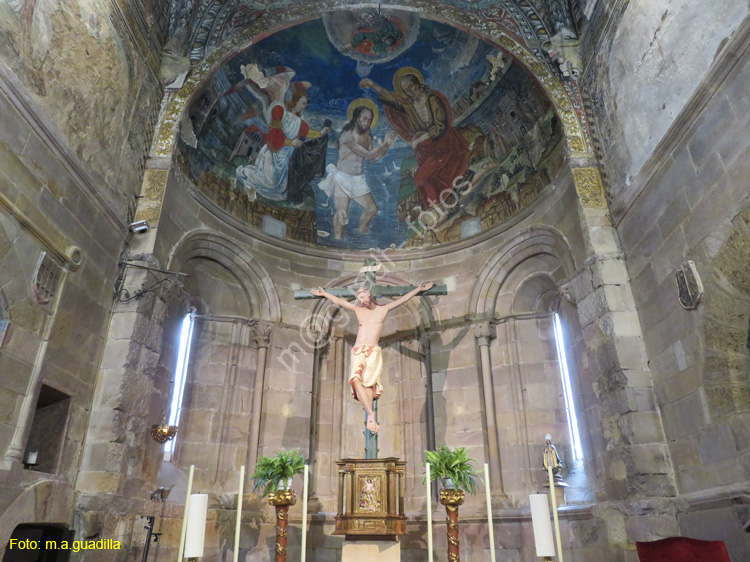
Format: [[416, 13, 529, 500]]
[[475, 321, 503, 494], [246, 322, 271, 482], [418, 331, 436, 453], [4, 315, 53, 465]]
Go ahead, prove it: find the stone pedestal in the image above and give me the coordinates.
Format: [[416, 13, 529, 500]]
[[342, 539, 401, 562], [543, 482, 568, 506]]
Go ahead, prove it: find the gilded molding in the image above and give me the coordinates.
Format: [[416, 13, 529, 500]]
[[154, 2, 592, 159], [572, 167, 608, 209]]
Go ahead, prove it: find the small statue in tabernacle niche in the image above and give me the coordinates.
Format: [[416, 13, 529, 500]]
[[359, 476, 381, 512]]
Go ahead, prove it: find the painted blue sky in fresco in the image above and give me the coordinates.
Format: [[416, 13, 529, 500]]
[[223, 18, 494, 136]]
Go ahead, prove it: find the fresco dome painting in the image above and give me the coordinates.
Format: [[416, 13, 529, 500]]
[[179, 10, 564, 250]]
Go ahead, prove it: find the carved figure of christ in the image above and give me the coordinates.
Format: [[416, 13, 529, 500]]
[[296, 259, 447, 443], [310, 281, 434, 434]]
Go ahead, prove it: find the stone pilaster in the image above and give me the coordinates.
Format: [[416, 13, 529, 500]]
[[246, 321, 271, 482], [567, 166, 676, 502], [474, 321, 503, 494]]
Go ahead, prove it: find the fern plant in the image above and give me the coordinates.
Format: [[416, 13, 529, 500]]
[[423, 445, 481, 495], [250, 450, 305, 498]]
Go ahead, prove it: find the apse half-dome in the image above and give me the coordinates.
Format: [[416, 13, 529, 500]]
[[177, 11, 565, 250]]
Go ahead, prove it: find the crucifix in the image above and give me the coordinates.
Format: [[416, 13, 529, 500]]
[[295, 257, 446, 458]]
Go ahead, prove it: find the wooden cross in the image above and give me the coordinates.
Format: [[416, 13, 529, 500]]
[[295, 257, 447, 458], [293, 257, 448, 300]]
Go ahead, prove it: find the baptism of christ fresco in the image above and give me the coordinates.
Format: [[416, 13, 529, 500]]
[[178, 11, 565, 250]]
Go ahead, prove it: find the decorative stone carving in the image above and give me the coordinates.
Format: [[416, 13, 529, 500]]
[[254, 322, 272, 348], [473, 321, 496, 346], [675, 261, 703, 310], [572, 167, 608, 209]]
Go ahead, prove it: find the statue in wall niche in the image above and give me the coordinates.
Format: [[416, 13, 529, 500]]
[[310, 281, 434, 434], [543, 433, 565, 483]]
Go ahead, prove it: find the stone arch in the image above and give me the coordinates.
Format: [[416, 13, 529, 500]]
[[0, 480, 72, 558], [469, 225, 577, 318], [168, 229, 281, 323], [152, 3, 590, 161]]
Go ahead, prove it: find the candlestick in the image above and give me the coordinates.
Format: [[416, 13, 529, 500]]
[[177, 465, 195, 562], [529, 494, 555, 557], [301, 464, 309, 562], [233, 466, 244, 562], [184, 493, 208, 558], [426, 462, 433, 558], [484, 463, 496, 562], [547, 464, 564, 562]]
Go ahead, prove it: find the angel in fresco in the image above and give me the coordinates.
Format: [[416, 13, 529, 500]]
[[232, 64, 330, 202], [360, 67, 470, 210], [318, 98, 396, 239]]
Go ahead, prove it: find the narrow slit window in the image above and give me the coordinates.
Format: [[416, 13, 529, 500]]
[[553, 313, 583, 460], [164, 312, 195, 460]]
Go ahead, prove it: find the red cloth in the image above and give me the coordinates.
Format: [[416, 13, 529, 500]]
[[635, 537, 730, 562], [383, 90, 469, 209]]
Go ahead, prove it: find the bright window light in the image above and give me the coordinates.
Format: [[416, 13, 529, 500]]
[[164, 312, 195, 459], [553, 313, 583, 460]]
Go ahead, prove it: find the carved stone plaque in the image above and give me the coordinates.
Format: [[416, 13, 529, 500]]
[[675, 260, 703, 310]]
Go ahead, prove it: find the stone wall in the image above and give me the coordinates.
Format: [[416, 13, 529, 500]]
[[611, 12, 750, 561], [582, 0, 750, 199], [0, 42, 142, 558], [65, 148, 656, 561]]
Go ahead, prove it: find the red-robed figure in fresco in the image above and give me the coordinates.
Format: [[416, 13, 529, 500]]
[[361, 67, 470, 209]]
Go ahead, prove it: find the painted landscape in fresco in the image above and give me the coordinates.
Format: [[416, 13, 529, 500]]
[[179, 11, 564, 249]]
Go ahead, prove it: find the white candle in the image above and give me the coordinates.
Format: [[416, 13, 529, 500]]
[[529, 494, 555, 557], [426, 462, 433, 557], [233, 466, 244, 562], [26, 451, 38, 464], [184, 493, 208, 558], [301, 464, 309, 562], [177, 465, 195, 562], [484, 463, 496, 562]]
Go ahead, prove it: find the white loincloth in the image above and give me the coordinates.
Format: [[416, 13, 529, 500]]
[[318, 164, 372, 199]]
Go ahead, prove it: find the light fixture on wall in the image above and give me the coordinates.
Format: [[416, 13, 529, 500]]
[[150, 419, 178, 444], [114, 259, 189, 303]]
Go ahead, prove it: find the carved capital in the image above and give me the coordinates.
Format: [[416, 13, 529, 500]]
[[439, 488, 465, 506], [269, 489, 296, 507], [254, 322, 272, 348], [473, 321, 495, 345]]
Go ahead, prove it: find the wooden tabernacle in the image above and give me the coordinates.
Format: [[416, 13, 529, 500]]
[[333, 458, 407, 536]]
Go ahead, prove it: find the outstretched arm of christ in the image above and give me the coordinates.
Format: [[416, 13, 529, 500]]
[[310, 287, 358, 311], [383, 281, 435, 311]]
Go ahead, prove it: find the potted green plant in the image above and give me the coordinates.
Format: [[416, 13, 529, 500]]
[[424, 445, 480, 493], [424, 446, 481, 562], [250, 449, 305, 497], [250, 450, 305, 562]]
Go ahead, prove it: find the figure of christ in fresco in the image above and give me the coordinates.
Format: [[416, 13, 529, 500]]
[[310, 282, 434, 434], [234, 65, 330, 202], [318, 99, 396, 239], [361, 68, 471, 210]]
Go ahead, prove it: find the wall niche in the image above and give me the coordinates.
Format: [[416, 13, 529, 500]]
[[23, 384, 72, 474]]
